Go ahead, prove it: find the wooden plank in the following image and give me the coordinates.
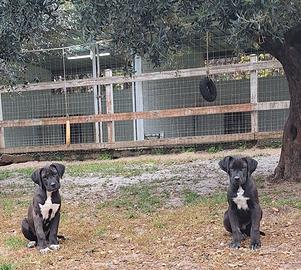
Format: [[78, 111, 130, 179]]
[[0, 93, 4, 149], [0, 131, 283, 154], [256, 100, 290, 111], [250, 54, 258, 133], [0, 101, 290, 129], [0, 60, 283, 93], [0, 103, 254, 128], [91, 45, 100, 143], [133, 55, 144, 141], [105, 69, 115, 143]]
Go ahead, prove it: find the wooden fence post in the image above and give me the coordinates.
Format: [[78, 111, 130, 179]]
[[250, 54, 258, 133], [0, 93, 5, 149], [91, 45, 101, 143], [132, 55, 144, 141], [105, 69, 115, 142]]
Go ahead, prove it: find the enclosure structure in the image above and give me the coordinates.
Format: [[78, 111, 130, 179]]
[[0, 39, 289, 154]]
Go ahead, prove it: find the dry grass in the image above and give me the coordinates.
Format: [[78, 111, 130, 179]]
[[0, 148, 301, 270], [0, 182, 301, 270]]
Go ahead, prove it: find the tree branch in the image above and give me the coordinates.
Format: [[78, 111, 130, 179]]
[[259, 36, 285, 63]]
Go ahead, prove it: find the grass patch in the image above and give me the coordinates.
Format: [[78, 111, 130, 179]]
[[98, 152, 114, 160], [68, 162, 157, 177], [14, 168, 34, 178], [0, 264, 14, 270], [95, 227, 107, 237], [98, 185, 165, 213], [183, 189, 200, 204], [0, 167, 34, 181], [2, 199, 14, 217], [183, 190, 226, 206], [199, 192, 226, 206], [0, 171, 14, 181], [207, 145, 223, 154], [261, 194, 301, 209], [4, 236, 26, 250]]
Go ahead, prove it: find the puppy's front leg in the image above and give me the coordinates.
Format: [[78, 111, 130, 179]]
[[228, 209, 242, 248], [48, 213, 60, 251], [250, 206, 262, 250], [33, 213, 49, 253]]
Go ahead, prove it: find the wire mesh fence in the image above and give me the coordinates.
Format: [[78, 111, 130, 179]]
[[0, 37, 290, 152]]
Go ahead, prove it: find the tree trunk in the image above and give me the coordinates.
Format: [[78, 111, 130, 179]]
[[267, 26, 301, 182]]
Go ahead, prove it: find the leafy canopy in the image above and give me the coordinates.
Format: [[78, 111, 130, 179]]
[[74, 0, 301, 64]]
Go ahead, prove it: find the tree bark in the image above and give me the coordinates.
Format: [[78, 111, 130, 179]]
[[265, 25, 301, 182]]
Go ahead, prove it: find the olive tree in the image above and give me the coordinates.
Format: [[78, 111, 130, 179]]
[[75, 0, 301, 182], [0, 0, 62, 85]]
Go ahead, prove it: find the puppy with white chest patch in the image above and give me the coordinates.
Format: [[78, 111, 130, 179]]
[[21, 163, 65, 253], [219, 156, 263, 250]]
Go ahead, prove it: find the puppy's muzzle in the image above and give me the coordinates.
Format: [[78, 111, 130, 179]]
[[47, 182, 60, 192]]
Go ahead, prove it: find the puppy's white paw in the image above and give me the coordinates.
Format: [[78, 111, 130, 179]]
[[39, 247, 51, 254], [49, 244, 60, 251], [27, 241, 36, 248]]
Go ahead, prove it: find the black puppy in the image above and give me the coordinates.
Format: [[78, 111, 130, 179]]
[[21, 163, 65, 253], [219, 156, 263, 250]]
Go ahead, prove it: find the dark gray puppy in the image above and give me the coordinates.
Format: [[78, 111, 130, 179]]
[[219, 156, 263, 250], [21, 163, 65, 253]]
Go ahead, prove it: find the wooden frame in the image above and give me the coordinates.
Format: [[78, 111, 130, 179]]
[[0, 58, 288, 154]]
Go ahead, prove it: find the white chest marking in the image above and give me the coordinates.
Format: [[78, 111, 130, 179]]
[[39, 192, 60, 220], [233, 186, 249, 210]]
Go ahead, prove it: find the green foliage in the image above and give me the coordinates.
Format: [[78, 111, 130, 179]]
[[0, 171, 13, 181], [98, 185, 165, 213], [68, 161, 157, 177], [4, 236, 26, 250], [0, 1, 80, 87], [207, 145, 223, 154], [0, 264, 14, 270], [98, 152, 114, 160], [183, 189, 200, 204], [74, 0, 301, 66]]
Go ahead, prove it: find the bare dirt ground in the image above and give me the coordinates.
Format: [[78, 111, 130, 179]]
[[0, 147, 300, 270]]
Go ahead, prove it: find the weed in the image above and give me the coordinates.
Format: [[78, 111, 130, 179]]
[[152, 148, 166, 155], [100, 185, 165, 213], [68, 161, 158, 178], [0, 264, 14, 270], [261, 194, 301, 209], [95, 227, 107, 237], [199, 192, 227, 207], [238, 142, 247, 150], [0, 171, 14, 181], [153, 219, 167, 229], [207, 145, 223, 154], [4, 236, 26, 250], [183, 189, 200, 204], [98, 152, 114, 160], [14, 168, 34, 178], [0, 168, 34, 180], [2, 199, 14, 217]]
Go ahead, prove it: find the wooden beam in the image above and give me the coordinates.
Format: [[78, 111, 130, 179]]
[[256, 100, 290, 111], [0, 131, 283, 154], [105, 69, 115, 143], [250, 54, 258, 133], [0, 60, 283, 93], [0, 93, 4, 149], [0, 103, 253, 128], [0, 101, 290, 129]]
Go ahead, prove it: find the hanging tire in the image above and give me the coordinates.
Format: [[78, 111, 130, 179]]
[[199, 77, 217, 102]]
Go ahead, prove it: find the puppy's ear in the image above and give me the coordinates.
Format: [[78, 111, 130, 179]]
[[51, 163, 65, 178], [31, 168, 42, 186], [243, 157, 258, 174], [219, 156, 233, 173]]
